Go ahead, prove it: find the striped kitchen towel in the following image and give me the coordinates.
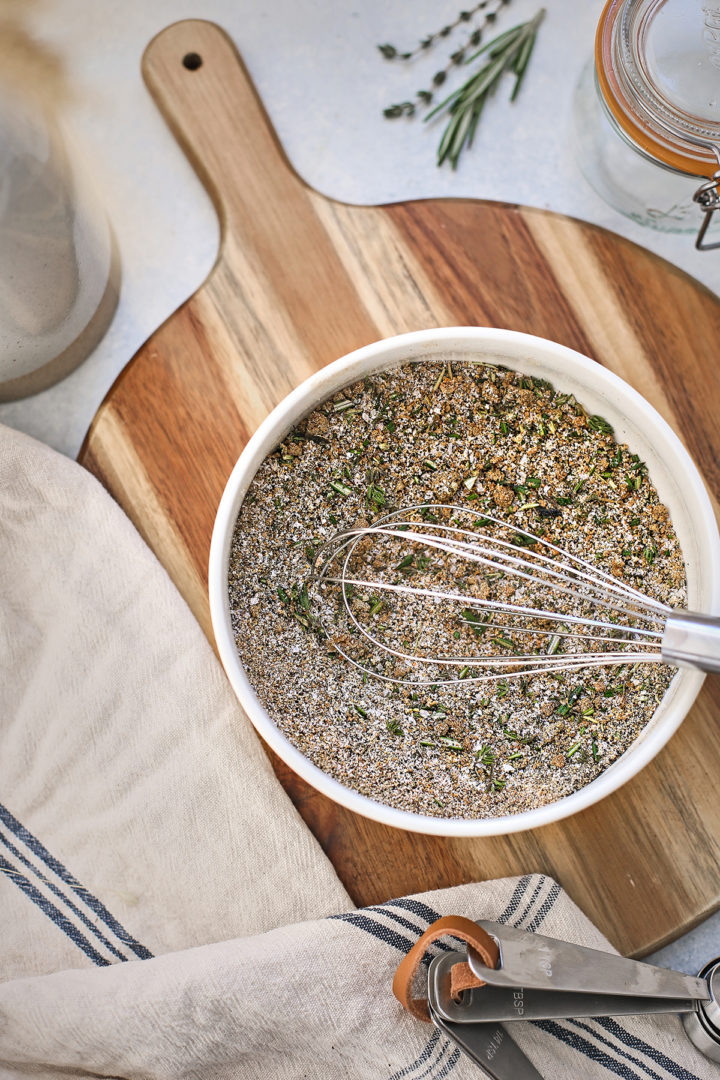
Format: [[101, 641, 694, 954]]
[[1, 421, 718, 1079], [2, 870, 717, 1080]]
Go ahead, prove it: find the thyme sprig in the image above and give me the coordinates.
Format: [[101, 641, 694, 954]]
[[378, 1, 508, 62], [381, 0, 511, 118], [427, 8, 545, 169]]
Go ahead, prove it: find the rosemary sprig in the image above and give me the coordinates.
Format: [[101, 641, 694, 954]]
[[426, 8, 545, 169]]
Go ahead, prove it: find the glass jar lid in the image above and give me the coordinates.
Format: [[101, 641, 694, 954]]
[[597, 0, 720, 177]]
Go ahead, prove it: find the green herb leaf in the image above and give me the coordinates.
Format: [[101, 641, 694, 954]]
[[475, 745, 495, 766], [587, 415, 614, 434], [492, 636, 515, 650], [510, 24, 537, 100], [439, 736, 464, 750], [366, 482, 386, 507]]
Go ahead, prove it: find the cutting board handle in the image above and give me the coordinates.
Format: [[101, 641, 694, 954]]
[[142, 20, 305, 233], [142, 20, 379, 368]]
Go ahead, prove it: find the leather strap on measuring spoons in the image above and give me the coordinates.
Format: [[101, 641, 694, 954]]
[[392, 916, 543, 1079], [392, 915, 499, 1022]]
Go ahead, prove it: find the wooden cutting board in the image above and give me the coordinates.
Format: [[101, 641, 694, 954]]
[[79, 19, 720, 957]]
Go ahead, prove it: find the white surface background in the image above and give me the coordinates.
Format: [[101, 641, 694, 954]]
[[2, 0, 719, 971]]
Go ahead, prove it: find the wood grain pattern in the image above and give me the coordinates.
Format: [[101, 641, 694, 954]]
[[79, 19, 720, 956]]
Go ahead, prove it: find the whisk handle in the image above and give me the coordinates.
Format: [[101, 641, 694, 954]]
[[662, 611, 720, 674]]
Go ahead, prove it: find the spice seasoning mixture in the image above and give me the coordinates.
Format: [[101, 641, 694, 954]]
[[228, 358, 685, 819]]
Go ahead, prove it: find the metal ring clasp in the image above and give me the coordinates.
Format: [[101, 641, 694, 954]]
[[694, 167, 720, 251]]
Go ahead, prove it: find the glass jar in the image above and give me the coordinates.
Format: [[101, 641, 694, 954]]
[[572, 0, 720, 249]]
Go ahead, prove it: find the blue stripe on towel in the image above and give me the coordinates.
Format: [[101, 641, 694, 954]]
[[535, 1019, 645, 1080], [388, 1030, 442, 1080], [593, 1018, 703, 1080], [364, 906, 453, 952], [433, 1046, 461, 1079], [392, 1033, 456, 1080], [568, 1019, 667, 1080], [0, 803, 153, 959], [525, 882, 562, 932], [365, 906, 428, 936], [0, 854, 110, 966], [498, 875, 533, 924], [382, 897, 444, 924], [0, 828, 127, 962], [514, 875, 547, 927], [329, 912, 416, 955]]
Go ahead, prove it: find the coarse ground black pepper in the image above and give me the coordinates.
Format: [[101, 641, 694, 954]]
[[228, 358, 685, 819]]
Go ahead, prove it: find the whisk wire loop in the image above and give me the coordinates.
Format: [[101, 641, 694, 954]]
[[310, 503, 671, 687]]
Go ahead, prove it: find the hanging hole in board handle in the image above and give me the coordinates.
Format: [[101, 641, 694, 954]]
[[182, 53, 203, 71]]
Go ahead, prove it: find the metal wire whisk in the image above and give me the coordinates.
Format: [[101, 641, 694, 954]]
[[311, 503, 720, 687]]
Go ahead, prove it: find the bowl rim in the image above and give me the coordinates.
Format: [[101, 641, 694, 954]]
[[209, 327, 720, 837]]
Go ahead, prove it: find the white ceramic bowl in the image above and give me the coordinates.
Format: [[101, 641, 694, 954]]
[[209, 328, 720, 837]]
